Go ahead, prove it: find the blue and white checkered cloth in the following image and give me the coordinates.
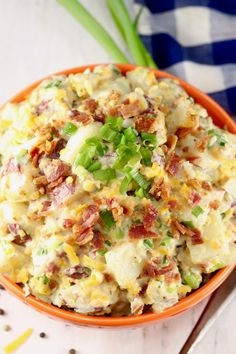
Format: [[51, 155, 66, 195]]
[[134, 0, 236, 121]]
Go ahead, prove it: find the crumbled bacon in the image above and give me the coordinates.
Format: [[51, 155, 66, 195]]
[[209, 200, 219, 210], [135, 115, 158, 133], [46, 138, 67, 159], [65, 265, 91, 279], [191, 229, 204, 245], [63, 219, 75, 229], [47, 176, 65, 190], [165, 153, 182, 176], [29, 147, 43, 167], [143, 204, 158, 227], [74, 227, 94, 246], [46, 262, 59, 274], [166, 134, 178, 154], [41, 200, 52, 212], [187, 179, 201, 190], [186, 156, 201, 165], [176, 127, 193, 139], [171, 219, 188, 236], [202, 181, 212, 191], [182, 146, 189, 153], [51, 180, 76, 206], [188, 191, 201, 207], [146, 257, 174, 278], [7, 223, 31, 245], [82, 205, 99, 226], [70, 110, 93, 125], [84, 99, 97, 113], [165, 270, 181, 284], [91, 230, 104, 250], [120, 100, 145, 118], [129, 224, 158, 239], [1, 158, 21, 176], [149, 178, 170, 201], [94, 112, 106, 123], [36, 100, 50, 115], [171, 219, 203, 244], [43, 160, 70, 183], [103, 273, 113, 282], [106, 198, 123, 221], [168, 200, 178, 209], [196, 135, 209, 152]]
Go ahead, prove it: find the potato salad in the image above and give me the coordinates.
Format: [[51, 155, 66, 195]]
[[0, 65, 235, 316]]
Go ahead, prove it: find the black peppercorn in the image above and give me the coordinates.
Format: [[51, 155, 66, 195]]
[[69, 349, 76, 354], [39, 332, 46, 338], [0, 308, 5, 315]]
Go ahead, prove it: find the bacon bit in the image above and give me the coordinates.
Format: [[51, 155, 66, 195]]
[[135, 115, 157, 133], [41, 200, 52, 212], [165, 270, 181, 284], [29, 147, 43, 167], [168, 200, 178, 209], [171, 219, 188, 236], [166, 134, 178, 154], [143, 204, 158, 227], [176, 127, 193, 139], [196, 135, 209, 152], [84, 98, 97, 113], [103, 273, 113, 282], [129, 224, 158, 239], [63, 219, 75, 229], [188, 191, 201, 207], [106, 106, 121, 117], [47, 176, 64, 190], [106, 198, 123, 221], [46, 262, 59, 274], [70, 110, 93, 125], [166, 153, 182, 176], [74, 227, 94, 246], [7, 224, 31, 245], [120, 100, 145, 118], [65, 265, 91, 279], [36, 100, 50, 115], [1, 158, 21, 176], [146, 257, 174, 278], [187, 179, 202, 190], [202, 181, 212, 191], [122, 205, 132, 216], [33, 175, 48, 187], [182, 146, 189, 153], [51, 180, 75, 206], [48, 279, 58, 290], [94, 112, 106, 123], [186, 156, 201, 165], [43, 160, 70, 183], [82, 205, 99, 226], [191, 229, 204, 245], [149, 178, 170, 201], [91, 230, 104, 250], [209, 200, 219, 210], [46, 138, 67, 159], [139, 284, 148, 296]]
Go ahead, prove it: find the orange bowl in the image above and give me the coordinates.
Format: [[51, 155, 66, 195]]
[[0, 64, 235, 328]]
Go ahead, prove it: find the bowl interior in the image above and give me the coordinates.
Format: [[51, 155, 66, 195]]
[[0, 63, 235, 327]]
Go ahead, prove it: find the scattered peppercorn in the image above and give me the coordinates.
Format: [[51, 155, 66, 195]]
[[39, 332, 46, 338], [69, 349, 76, 354], [0, 308, 5, 315], [0, 284, 5, 290], [3, 324, 11, 332]]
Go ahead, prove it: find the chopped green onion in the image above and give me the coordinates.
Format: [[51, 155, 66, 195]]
[[62, 122, 78, 136], [86, 137, 108, 157], [167, 231, 173, 238], [140, 147, 152, 166], [106, 116, 123, 131], [162, 255, 168, 265], [87, 161, 101, 172], [115, 145, 140, 169], [113, 132, 123, 148], [130, 169, 150, 190], [191, 205, 204, 217], [57, 0, 129, 64], [45, 80, 62, 89], [221, 212, 226, 219], [120, 176, 132, 194], [141, 132, 157, 147], [209, 262, 225, 272], [75, 145, 96, 169], [42, 275, 49, 285], [100, 125, 117, 142], [160, 237, 172, 247], [181, 221, 195, 229], [97, 248, 108, 256], [114, 228, 125, 239], [143, 239, 154, 250], [100, 209, 115, 228], [135, 187, 145, 198], [208, 129, 227, 148], [104, 240, 112, 247], [37, 248, 48, 256], [184, 273, 200, 289], [93, 168, 116, 182], [124, 127, 138, 142]]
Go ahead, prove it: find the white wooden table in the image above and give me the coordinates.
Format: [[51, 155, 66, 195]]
[[0, 1, 235, 353]]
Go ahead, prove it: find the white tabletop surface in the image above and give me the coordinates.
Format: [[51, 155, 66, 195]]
[[0, 1, 235, 354]]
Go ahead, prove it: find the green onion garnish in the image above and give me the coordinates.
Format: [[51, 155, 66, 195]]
[[104, 240, 112, 247], [42, 275, 49, 285], [124, 127, 138, 142], [87, 161, 101, 172], [181, 221, 195, 229], [45, 80, 62, 89], [100, 209, 115, 228], [140, 147, 152, 166], [191, 205, 204, 217], [141, 132, 157, 147], [86, 137, 108, 157], [184, 273, 199, 289], [208, 129, 227, 148], [135, 187, 144, 198], [100, 125, 117, 142], [62, 122, 78, 136], [160, 237, 172, 247], [130, 169, 150, 190], [75, 145, 96, 169], [143, 239, 154, 250], [162, 255, 168, 265], [106, 116, 123, 131], [120, 176, 131, 194], [93, 168, 116, 182], [97, 249, 108, 256]]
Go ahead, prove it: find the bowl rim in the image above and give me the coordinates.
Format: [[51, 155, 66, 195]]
[[0, 63, 235, 327]]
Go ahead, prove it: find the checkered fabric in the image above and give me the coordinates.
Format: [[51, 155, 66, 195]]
[[134, 0, 236, 120]]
